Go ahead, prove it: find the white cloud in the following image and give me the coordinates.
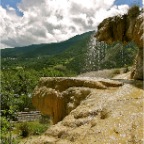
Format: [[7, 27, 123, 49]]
[[0, 0, 129, 49]]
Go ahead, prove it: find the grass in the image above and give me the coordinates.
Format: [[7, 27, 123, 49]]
[[13, 121, 50, 138], [1, 118, 50, 143]]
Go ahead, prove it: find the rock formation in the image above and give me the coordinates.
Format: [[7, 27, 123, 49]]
[[32, 77, 122, 124], [95, 6, 143, 80], [23, 77, 143, 144]]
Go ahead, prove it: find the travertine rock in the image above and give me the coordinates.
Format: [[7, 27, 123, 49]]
[[23, 77, 143, 144], [95, 11, 143, 80], [32, 77, 122, 124]]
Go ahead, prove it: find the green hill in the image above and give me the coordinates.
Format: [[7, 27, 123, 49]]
[[1, 31, 94, 58]]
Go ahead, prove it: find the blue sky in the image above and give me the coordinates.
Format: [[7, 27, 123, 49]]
[[1, 0, 23, 15], [0, 0, 143, 48], [1, 0, 21, 8], [114, 0, 142, 6]]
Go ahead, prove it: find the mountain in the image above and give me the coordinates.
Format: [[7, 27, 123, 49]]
[[1, 31, 94, 58]]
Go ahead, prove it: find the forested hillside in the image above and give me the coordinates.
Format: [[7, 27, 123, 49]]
[[1, 31, 94, 58]]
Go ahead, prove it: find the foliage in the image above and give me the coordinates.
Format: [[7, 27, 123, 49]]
[[39, 115, 51, 124], [17, 121, 49, 137], [1, 68, 37, 112], [128, 5, 140, 18], [1, 32, 137, 75], [0, 117, 19, 144], [29, 121, 48, 135], [1, 117, 10, 132], [1, 31, 94, 58], [18, 122, 29, 137]]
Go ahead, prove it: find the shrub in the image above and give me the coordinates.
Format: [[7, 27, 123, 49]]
[[54, 65, 67, 72], [1, 117, 10, 131], [19, 122, 29, 137], [128, 5, 140, 18], [32, 124, 48, 135], [1, 117, 19, 144], [17, 121, 49, 137], [29, 121, 48, 135]]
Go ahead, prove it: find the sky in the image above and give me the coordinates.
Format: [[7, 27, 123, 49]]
[[0, 0, 143, 49]]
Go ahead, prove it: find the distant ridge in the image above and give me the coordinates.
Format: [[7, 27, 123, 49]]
[[1, 31, 94, 58]]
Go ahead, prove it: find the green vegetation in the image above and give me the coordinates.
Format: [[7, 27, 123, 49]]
[[18, 122, 29, 137], [1, 117, 19, 144], [128, 5, 140, 18], [18, 121, 49, 137], [1, 31, 93, 58], [1, 118, 49, 143]]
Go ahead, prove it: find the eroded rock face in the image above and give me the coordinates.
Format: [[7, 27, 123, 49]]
[[25, 78, 143, 144], [95, 11, 143, 80], [32, 77, 122, 124]]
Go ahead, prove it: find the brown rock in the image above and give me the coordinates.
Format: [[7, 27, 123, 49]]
[[32, 77, 123, 124], [95, 9, 143, 80], [24, 78, 143, 144]]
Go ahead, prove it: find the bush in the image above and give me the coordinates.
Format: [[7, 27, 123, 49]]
[[18, 121, 49, 137], [128, 5, 140, 18], [32, 124, 48, 135], [1, 117, 10, 143], [1, 117, 19, 144], [19, 122, 29, 137], [54, 65, 67, 72], [1, 117, 10, 131], [29, 121, 48, 135]]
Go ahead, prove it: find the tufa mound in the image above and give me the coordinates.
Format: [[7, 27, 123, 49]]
[[22, 77, 143, 144], [32, 77, 122, 124]]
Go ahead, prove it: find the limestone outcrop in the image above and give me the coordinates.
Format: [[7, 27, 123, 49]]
[[23, 77, 143, 144], [32, 77, 122, 124], [95, 7, 143, 80]]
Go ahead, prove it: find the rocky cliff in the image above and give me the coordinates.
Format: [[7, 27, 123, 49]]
[[95, 6, 143, 80]]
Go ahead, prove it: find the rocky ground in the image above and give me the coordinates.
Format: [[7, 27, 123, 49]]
[[20, 72, 144, 144]]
